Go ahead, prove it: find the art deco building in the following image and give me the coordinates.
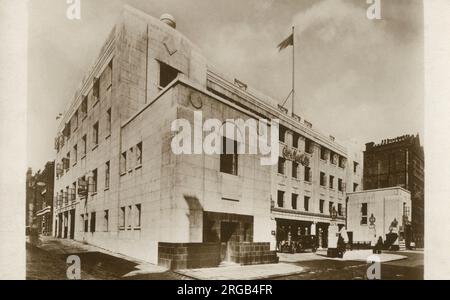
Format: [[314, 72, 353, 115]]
[[363, 134, 424, 247], [53, 6, 358, 268]]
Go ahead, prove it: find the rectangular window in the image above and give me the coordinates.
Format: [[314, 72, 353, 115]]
[[304, 196, 310, 211], [353, 183, 358, 192], [73, 110, 78, 131], [329, 201, 334, 214], [338, 178, 343, 192], [84, 214, 89, 232], [320, 172, 326, 186], [159, 61, 179, 88], [279, 125, 287, 143], [339, 156, 346, 168], [120, 151, 127, 174], [93, 78, 100, 102], [338, 204, 343, 216], [353, 161, 358, 173], [305, 139, 313, 154], [304, 166, 311, 182], [329, 175, 334, 189], [104, 210, 109, 232], [73, 144, 77, 164], [119, 207, 125, 229], [220, 137, 238, 175], [127, 206, 132, 230], [361, 203, 368, 225], [89, 169, 97, 194], [106, 108, 111, 136], [320, 147, 327, 160], [278, 157, 286, 175], [90, 212, 96, 233], [292, 162, 298, 178], [291, 194, 298, 210], [330, 152, 337, 164], [277, 190, 285, 208], [81, 96, 88, 119], [292, 133, 299, 148], [135, 204, 141, 228], [105, 161, 110, 189], [82, 135, 87, 157], [92, 122, 99, 147], [319, 200, 325, 214], [136, 142, 142, 166], [71, 182, 76, 202]]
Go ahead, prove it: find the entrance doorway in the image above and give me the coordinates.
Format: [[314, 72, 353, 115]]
[[220, 222, 238, 262]]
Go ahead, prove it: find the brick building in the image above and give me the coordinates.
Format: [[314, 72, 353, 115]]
[[363, 134, 424, 247], [25, 161, 55, 235], [52, 6, 360, 268]]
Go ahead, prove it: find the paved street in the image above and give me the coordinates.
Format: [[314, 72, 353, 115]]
[[26, 237, 423, 280]]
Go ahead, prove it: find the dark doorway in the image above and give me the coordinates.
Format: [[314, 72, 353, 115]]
[[220, 222, 238, 262], [69, 209, 75, 239], [63, 211, 68, 238]]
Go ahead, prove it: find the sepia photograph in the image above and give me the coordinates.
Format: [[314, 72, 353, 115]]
[[2, 0, 450, 286]]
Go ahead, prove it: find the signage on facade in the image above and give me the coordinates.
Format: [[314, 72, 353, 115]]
[[282, 146, 310, 166]]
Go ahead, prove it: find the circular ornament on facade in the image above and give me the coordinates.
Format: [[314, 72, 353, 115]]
[[189, 93, 203, 109]]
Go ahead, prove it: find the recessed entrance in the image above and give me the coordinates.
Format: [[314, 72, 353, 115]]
[[220, 221, 238, 262]]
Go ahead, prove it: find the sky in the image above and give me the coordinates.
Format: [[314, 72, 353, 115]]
[[27, 0, 424, 171]]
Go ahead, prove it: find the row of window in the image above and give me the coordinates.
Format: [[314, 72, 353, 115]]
[[277, 191, 344, 216], [319, 172, 345, 192], [120, 142, 143, 175], [56, 109, 112, 179], [80, 204, 142, 233], [56, 60, 113, 153]]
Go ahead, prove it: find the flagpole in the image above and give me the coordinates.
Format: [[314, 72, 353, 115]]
[[291, 26, 295, 116]]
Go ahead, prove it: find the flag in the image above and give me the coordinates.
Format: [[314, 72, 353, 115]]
[[277, 33, 293, 51]]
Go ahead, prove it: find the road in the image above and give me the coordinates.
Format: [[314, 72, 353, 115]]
[[26, 240, 423, 280]]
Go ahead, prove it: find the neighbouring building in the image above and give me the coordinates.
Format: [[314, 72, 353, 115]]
[[347, 187, 412, 249], [52, 6, 357, 268], [25, 161, 55, 235], [363, 134, 424, 247]]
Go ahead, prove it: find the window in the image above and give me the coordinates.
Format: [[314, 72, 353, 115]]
[[320, 147, 327, 160], [279, 125, 287, 143], [128, 147, 134, 170], [220, 137, 238, 175], [361, 203, 368, 225], [339, 156, 346, 168], [304, 196, 310, 211], [120, 151, 127, 174], [136, 142, 142, 166], [291, 194, 298, 210], [278, 157, 286, 175], [81, 96, 88, 119], [329, 201, 334, 214], [90, 212, 96, 232], [92, 122, 99, 147], [135, 204, 141, 228], [73, 144, 77, 164], [84, 214, 89, 232], [119, 207, 125, 229], [159, 61, 179, 88], [105, 161, 110, 189], [277, 190, 285, 208], [71, 182, 76, 202], [338, 178, 343, 192], [305, 139, 313, 154], [319, 200, 325, 213], [292, 162, 298, 178], [304, 166, 311, 182], [329, 175, 334, 189], [353, 161, 358, 173], [353, 183, 359, 192], [104, 210, 109, 232], [73, 110, 78, 131], [93, 78, 100, 102], [106, 108, 111, 136], [81, 135, 87, 157], [89, 169, 97, 194], [127, 206, 132, 230], [320, 172, 326, 186], [330, 152, 337, 164], [292, 133, 299, 148], [338, 204, 343, 216]]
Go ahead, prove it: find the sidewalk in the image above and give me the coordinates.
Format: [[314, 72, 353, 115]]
[[176, 263, 305, 280], [278, 250, 407, 264]]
